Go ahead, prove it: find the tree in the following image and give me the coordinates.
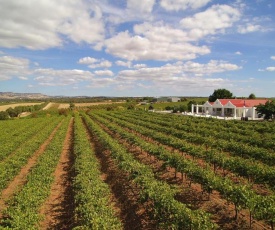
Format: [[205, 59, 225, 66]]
[[127, 104, 135, 110], [0, 111, 9, 120], [58, 108, 69, 116], [172, 105, 188, 113], [6, 108, 19, 117], [69, 102, 75, 110], [256, 100, 275, 120], [209, 88, 233, 102], [248, 93, 256, 99], [106, 106, 114, 111]]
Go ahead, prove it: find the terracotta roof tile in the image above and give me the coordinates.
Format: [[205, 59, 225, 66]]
[[210, 99, 268, 107]]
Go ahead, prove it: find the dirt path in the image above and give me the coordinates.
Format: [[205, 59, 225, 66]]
[[42, 102, 54, 110], [39, 118, 75, 230], [0, 120, 63, 219]]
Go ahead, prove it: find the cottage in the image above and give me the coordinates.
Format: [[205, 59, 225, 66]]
[[191, 99, 268, 120]]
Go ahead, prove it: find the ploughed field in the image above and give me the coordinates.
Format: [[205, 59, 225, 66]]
[[0, 110, 274, 229]]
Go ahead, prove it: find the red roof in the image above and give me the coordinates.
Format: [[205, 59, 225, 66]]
[[211, 99, 268, 107], [218, 99, 242, 106]]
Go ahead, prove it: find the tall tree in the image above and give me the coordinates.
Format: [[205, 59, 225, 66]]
[[248, 93, 256, 99], [209, 89, 233, 102], [256, 100, 275, 120]]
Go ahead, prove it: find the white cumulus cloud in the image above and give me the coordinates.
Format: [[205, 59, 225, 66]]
[[78, 57, 98, 65], [134, 64, 147, 69], [237, 23, 261, 34], [94, 70, 114, 77], [0, 56, 30, 80], [180, 4, 241, 40], [78, 57, 112, 69], [34, 68, 94, 86], [134, 22, 189, 42], [160, 0, 211, 11], [127, 0, 155, 14], [116, 60, 132, 68], [88, 60, 112, 69], [115, 60, 236, 95], [87, 78, 115, 88], [0, 0, 105, 50], [117, 60, 240, 82], [105, 30, 210, 61]]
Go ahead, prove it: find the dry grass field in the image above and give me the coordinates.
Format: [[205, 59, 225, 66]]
[[57, 102, 125, 110], [0, 103, 43, 112]]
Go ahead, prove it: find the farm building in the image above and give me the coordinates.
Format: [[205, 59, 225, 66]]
[[191, 99, 268, 120], [153, 97, 181, 102], [168, 97, 181, 102]]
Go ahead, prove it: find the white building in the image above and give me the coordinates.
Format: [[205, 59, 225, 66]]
[[168, 97, 181, 102], [153, 97, 181, 102], [191, 99, 268, 120]]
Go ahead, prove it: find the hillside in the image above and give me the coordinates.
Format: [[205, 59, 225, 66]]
[[0, 92, 49, 100]]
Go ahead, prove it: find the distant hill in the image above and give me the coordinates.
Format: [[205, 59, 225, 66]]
[[0, 92, 49, 100]]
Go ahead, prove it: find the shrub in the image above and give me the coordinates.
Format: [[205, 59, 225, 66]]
[[0, 111, 9, 120]]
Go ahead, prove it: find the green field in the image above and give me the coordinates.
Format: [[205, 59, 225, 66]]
[[0, 108, 274, 229]]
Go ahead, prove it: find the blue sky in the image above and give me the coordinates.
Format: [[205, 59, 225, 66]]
[[0, 0, 274, 97]]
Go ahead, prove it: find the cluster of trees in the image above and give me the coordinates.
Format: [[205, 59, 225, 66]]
[[0, 103, 46, 120], [165, 103, 195, 113], [209, 89, 256, 102], [164, 100, 205, 113]]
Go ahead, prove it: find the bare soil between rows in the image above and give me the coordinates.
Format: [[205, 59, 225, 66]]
[[39, 118, 75, 230]]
